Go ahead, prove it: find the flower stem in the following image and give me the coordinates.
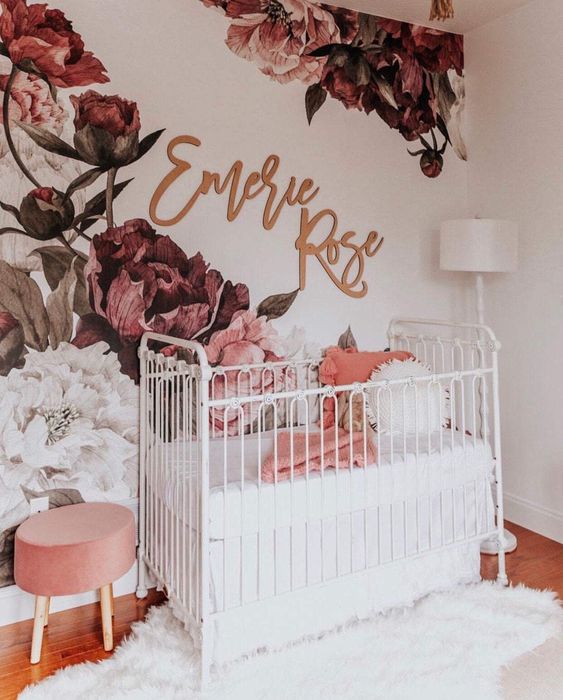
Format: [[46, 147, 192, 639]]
[[72, 225, 92, 244], [58, 234, 88, 262], [106, 167, 117, 228], [3, 66, 41, 188]]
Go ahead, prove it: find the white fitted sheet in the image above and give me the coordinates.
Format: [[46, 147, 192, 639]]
[[151, 428, 494, 541]]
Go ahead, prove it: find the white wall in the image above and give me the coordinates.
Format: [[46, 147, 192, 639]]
[[466, 0, 563, 542]]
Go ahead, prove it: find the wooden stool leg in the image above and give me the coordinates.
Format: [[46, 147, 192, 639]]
[[44, 597, 50, 627], [31, 596, 48, 664], [100, 584, 113, 652], [110, 583, 114, 617]]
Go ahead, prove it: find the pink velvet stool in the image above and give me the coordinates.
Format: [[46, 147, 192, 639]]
[[14, 502, 136, 663]]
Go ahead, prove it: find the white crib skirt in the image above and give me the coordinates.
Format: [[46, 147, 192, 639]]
[[207, 540, 481, 666]]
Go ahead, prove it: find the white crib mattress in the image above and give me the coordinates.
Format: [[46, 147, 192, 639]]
[[149, 428, 494, 542]]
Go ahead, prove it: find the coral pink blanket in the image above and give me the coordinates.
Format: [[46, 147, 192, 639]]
[[262, 429, 376, 483]]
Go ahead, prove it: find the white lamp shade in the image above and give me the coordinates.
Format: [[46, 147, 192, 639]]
[[440, 219, 518, 272]]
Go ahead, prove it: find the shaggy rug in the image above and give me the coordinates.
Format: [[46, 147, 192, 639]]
[[20, 582, 562, 700]]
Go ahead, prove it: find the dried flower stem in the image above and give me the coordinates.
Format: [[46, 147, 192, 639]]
[[58, 234, 88, 261], [2, 66, 41, 188], [429, 0, 454, 21], [106, 167, 117, 228]]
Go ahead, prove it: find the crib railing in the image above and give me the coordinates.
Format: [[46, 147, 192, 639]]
[[136, 319, 507, 686]]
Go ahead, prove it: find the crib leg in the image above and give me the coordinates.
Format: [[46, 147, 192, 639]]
[[136, 553, 148, 599], [496, 532, 508, 586]]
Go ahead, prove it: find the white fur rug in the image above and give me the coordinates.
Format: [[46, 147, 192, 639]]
[[20, 582, 562, 700]]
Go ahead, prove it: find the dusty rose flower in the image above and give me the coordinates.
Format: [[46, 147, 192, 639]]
[[19, 185, 74, 240], [0, 0, 109, 88], [206, 309, 286, 366], [70, 90, 141, 167], [206, 309, 287, 435], [0, 70, 66, 136], [0, 311, 23, 375], [76, 219, 249, 379], [225, 0, 342, 85]]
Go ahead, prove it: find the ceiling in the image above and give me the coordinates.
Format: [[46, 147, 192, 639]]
[[328, 0, 532, 33]]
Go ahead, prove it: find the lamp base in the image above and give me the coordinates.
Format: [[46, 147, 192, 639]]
[[480, 528, 517, 555]]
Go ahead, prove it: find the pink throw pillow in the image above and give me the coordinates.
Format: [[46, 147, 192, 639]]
[[318, 347, 414, 427]]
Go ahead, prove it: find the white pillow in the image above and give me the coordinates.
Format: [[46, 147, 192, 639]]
[[366, 358, 447, 435]]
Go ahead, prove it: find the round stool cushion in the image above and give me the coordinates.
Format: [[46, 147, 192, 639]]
[[14, 503, 136, 596]]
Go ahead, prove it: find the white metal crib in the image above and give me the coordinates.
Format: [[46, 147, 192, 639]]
[[136, 318, 508, 685]]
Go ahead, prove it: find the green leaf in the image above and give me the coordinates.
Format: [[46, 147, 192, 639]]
[[0, 42, 9, 58], [78, 178, 133, 232], [354, 14, 378, 47], [0, 201, 21, 224], [305, 83, 327, 125], [344, 54, 371, 87], [433, 71, 456, 125], [436, 114, 451, 146], [45, 258, 78, 348], [16, 121, 81, 160], [63, 167, 104, 203], [134, 128, 165, 162], [373, 73, 398, 109], [0, 259, 49, 350], [0, 226, 26, 236], [338, 326, 357, 350], [31, 245, 91, 317], [256, 289, 298, 321]]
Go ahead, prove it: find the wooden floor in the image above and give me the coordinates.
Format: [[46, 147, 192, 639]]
[[0, 521, 561, 699]]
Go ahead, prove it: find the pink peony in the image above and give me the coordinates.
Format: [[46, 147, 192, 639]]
[[206, 309, 286, 366], [206, 309, 288, 436], [224, 0, 343, 85], [0, 69, 67, 135]]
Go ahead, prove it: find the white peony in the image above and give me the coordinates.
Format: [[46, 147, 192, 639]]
[[0, 342, 138, 533]]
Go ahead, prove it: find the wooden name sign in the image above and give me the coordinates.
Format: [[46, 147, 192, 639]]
[[149, 135, 383, 298]]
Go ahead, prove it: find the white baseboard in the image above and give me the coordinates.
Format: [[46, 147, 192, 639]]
[[504, 492, 563, 545], [0, 497, 143, 627]]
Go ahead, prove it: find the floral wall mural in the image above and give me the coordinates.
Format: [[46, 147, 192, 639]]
[[201, 0, 466, 178], [0, 0, 312, 588]]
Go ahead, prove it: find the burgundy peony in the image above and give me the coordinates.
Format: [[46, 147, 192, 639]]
[[0, 310, 24, 375], [360, 46, 439, 141], [19, 186, 74, 240], [419, 151, 443, 178], [0, 0, 109, 88], [76, 219, 249, 379], [377, 19, 464, 76], [70, 90, 141, 167], [321, 62, 364, 110]]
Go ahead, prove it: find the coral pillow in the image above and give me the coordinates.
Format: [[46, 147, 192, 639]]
[[319, 347, 413, 386], [318, 347, 413, 428]]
